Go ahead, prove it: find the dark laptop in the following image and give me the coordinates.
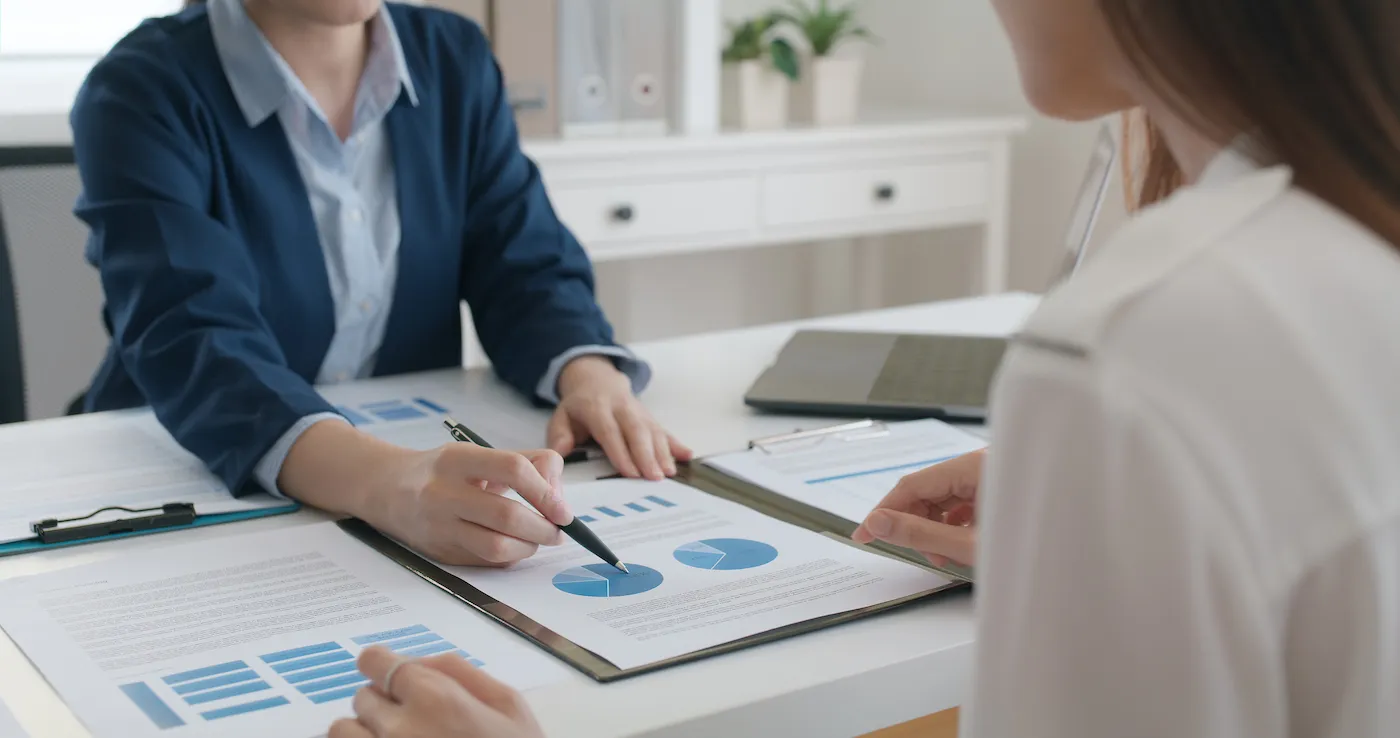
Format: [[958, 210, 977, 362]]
[[744, 124, 1118, 422]]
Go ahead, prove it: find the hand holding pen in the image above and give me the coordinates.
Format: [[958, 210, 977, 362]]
[[444, 418, 629, 573]]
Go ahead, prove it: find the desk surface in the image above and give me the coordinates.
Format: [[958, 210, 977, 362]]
[[0, 293, 1039, 738]]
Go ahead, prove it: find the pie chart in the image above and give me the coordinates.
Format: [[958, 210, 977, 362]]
[[673, 538, 779, 571], [552, 563, 663, 598]]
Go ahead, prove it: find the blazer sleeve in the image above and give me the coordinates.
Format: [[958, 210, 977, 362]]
[[72, 50, 335, 495], [455, 24, 623, 400]]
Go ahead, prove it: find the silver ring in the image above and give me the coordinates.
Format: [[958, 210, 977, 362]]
[[381, 658, 414, 702]]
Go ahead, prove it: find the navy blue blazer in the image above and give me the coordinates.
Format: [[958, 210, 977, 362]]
[[72, 4, 620, 494]]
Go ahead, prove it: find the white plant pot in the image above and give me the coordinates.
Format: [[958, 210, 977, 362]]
[[795, 55, 864, 127], [722, 60, 790, 131]]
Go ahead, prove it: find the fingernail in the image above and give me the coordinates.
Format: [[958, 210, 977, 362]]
[[865, 511, 893, 537]]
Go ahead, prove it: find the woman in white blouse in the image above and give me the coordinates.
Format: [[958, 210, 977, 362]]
[[329, 1, 1400, 736]]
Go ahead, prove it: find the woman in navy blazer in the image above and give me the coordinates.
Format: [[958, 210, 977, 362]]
[[72, 0, 689, 566]]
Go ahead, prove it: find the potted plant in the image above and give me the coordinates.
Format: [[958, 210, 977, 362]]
[[721, 13, 801, 131], [783, 0, 874, 126]]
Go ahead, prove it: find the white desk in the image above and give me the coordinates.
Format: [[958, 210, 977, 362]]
[[0, 292, 1039, 738]]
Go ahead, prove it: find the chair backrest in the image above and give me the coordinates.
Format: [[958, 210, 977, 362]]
[[0, 146, 107, 422]]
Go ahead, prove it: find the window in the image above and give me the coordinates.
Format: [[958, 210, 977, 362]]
[[0, 0, 182, 56]]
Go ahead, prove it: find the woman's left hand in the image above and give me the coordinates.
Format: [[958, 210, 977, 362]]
[[547, 356, 693, 480], [328, 646, 543, 738]]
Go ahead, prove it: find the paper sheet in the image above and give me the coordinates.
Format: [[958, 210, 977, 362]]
[[704, 419, 988, 524], [442, 479, 951, 670], [316, 381, 547, 452], [0, 414, 287, 545], [0, 696, 26, 737], [0, 523, 567, 738]]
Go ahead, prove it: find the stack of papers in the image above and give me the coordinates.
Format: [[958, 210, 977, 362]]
[[0, 697, 25, 737], [704, 419, 988, 524], [0, 524, 567, 738]]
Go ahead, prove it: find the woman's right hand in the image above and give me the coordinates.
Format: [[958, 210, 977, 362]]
[[851, 449, 985, 568], [279, 420, 573, 567]]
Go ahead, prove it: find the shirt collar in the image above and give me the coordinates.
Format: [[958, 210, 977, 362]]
[[208, 0, 418, 128]]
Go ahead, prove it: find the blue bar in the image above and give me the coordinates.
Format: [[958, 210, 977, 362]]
[[121, 682, 186, 729], [172, 670, 259, 695], [353, 625, 430, 645], [282, 659, 361, 684], [625, 502, 649, 513], [362, 400, 404, 408], [382, 633, 441, 652], [336, 406, 374, 426], [398, 641, 456, 658], [308, 685, 366, 704], [297, 672, 370, 695], [595, 506, 623, 518], [164, 661, 247, 685], [451, 650, 471, 660], [805, 456, 958, 485], [261, 642, 340, 664], [184, 681, 271, 706], [469, 659, 486, 668], [270, 650, 353, 674], [577, 515, 596, 523], [645, 495, 676, 508], [373, 407, 426, 421], [200, 696, 290, 721], [415, 397, 449, 414]]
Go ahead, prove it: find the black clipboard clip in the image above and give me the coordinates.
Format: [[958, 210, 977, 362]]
[[30, 503, 197, 545]]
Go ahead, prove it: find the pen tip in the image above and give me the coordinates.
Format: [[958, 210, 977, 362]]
[[616, 563, 630, 574]]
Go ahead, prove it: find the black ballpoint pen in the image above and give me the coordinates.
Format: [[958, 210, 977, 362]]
[[442, 417, 629, 574]]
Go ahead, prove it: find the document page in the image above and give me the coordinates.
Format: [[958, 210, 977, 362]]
[[0, 523, 566, 738], [317, 379, 546, 453], [704, 419, 987, 524], [0, 696, 26, 737], [0, 413, 287, 545], [443, 479, 952, 670]]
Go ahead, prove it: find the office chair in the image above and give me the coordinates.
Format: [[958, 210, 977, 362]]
[[0, 145, 105, 423]]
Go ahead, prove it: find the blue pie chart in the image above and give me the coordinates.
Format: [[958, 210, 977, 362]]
[[552, 563, 663, 598], [673, 538, 779, 571]]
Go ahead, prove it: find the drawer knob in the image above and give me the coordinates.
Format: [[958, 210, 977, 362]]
[[875, 184, 897, 202], [612, 205, 636, 223]]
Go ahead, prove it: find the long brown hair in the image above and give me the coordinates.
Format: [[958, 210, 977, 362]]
[[1103, 1, 1400, 248]]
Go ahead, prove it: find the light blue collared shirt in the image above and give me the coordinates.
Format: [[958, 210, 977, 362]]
[[206, 0, 644, 494]]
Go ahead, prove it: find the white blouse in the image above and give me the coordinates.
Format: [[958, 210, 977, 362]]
[[966, 149, 1400, 738]]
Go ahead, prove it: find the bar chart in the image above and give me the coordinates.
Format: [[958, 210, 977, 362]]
[[576, 494, 677, 524], [120, 625, 483, 729], [335, 397, 451, 426]]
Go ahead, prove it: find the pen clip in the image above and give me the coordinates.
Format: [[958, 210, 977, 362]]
[[748, 420, 891, 455]]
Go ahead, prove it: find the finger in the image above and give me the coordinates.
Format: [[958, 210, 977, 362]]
[[652, 427, 676, 477], [668, 434, 695, 462], [546, 409, 576, 455], [438, 445, 565, 525], [421, 653, 524, 714], [619, 411, 662, 480], [451, 491, 559, 547], [351, 684, 400, 736], [587, 409, 639, 478], [526, 449, 565, 493], [452, 518, 541, 564], [857, 509, 977, 566], [327, 718, 374, 738]]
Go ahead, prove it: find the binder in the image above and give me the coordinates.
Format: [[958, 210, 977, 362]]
[[557, 0, 621, 138], [0, 501, 299, 558], [615, 0, 675, 137], [492, 0, 560, 139], [338, 420, 970, 682]]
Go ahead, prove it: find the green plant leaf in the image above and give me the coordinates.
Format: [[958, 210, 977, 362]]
[[770, 38, 801, 81]]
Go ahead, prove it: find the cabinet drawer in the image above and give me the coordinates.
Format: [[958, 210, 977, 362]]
[[550, 176, 759, 247], [761, 158, 989, 228]]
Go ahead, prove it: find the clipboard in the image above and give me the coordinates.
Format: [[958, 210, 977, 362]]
[[337, 420, 973, 682], [0, 501, 300, 558]]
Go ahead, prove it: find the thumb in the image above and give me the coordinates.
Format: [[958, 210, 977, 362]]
[[546, 410, 576, 454], [855, 509, 977, 567]]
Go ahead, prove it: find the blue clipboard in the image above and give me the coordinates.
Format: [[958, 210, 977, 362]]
[[0, 503, 300, 558]]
